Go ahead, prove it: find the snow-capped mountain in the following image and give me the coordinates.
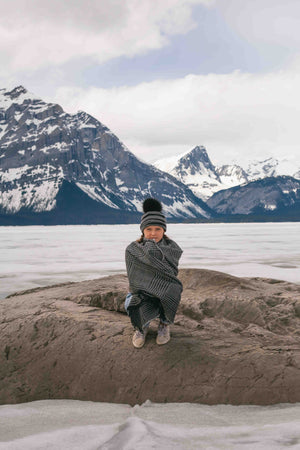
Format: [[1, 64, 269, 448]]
[[155, 148, 300, 202], [246, 157, 278, 180], [155, 146, 248, 200], [206, 176, 300, 217], [245, 157, 300, 180], [166, 146, 221, 200], [0, 86, 213, 224], [216, 164, 249, 189]]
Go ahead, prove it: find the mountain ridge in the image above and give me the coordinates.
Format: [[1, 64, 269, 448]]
[[0, 86, 213, 224], [206, 175, 300, 218], [155, 148, 300, 200]]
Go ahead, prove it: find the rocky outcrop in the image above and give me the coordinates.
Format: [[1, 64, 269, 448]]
[[1, 268, 300, 406]]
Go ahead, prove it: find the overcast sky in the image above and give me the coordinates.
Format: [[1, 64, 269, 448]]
[[1, 0, 300, 166]]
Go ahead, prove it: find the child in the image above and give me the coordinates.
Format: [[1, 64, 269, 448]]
[[125, 198, 183, 348]]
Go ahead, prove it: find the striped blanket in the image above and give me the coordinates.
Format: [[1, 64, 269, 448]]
[[125, 237, 183, 330]]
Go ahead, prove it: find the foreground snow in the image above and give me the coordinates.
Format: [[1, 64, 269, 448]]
[[0, 400, 300, 449]]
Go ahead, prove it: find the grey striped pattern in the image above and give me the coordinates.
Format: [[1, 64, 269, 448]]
[[140, 211, 167, 232], [125, 237, 183, 330]]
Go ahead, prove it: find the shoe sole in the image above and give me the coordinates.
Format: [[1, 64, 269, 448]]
[[156, 335, 170, 345]]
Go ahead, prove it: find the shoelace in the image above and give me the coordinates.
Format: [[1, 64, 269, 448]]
[[157, 325, 167, 336], [135, 330, 145, 338]]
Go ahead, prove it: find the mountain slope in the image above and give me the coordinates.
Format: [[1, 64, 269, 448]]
[[206, 176, 300, 218], [0, 86, 213, 224]]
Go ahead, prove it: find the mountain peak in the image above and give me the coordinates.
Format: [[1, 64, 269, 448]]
[[190, 145, 208, 155], [4, 85, 28, 99], [176, 145, 215, 174], [180, 145, 209, 161]]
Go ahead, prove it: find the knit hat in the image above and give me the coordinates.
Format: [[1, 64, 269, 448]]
[[140, 198, 167, 232]]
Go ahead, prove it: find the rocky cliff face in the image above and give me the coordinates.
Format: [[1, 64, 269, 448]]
[[1, 268, 299, 405], [207, 176, 300, 217], [0, 86, 212, 224]]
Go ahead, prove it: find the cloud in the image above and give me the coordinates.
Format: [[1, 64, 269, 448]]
[[52, 60, 300, 165], [216, 0, 300, 50], [0, 0, 212, 74]]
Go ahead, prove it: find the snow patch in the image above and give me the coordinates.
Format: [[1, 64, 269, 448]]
[[76, 183, 120, 209], [0, 180, 60, 213], [263, 204, 277, 211]]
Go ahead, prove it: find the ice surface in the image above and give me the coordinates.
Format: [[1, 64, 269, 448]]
[[0, 223, 299, 299], [0, 400, 300, 449]]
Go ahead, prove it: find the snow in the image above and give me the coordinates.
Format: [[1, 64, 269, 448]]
[[0, 124, 8, 139], [263, 204, 277, 211], [0, 164, 63, 213], [43, 124, 59, 134], [76, 182, 120, 209], [24, 118, 43, 127], [155, 148, 300, 201], [79, 123, 97, 129], [0, 400, 300, 449], [155, 151, 251, 201], [128, 197, 143, 211], [0, 165, 31, 181], [163, 198, 209, 218], [0, 180, 60, 213], [0, 87, 40, 109], [246, 157, 300, 180], [154, 151, 189, 173]]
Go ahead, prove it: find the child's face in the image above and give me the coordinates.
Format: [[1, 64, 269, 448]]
[[143, 226, 164, 242]]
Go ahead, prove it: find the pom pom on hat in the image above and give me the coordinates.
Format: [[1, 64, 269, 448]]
[[140, 197, 167, 232], [143, 198, 162, 213]]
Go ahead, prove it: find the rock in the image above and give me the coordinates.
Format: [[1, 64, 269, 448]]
[[0, 269, 300, 406]]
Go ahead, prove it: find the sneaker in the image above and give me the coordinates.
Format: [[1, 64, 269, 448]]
[[132, 329, 148, 348], [156, 323, 170, 345]]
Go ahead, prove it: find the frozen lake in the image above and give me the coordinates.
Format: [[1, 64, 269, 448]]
[[0, 222, 299, 299]]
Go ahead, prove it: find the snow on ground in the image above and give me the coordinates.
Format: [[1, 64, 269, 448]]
[[0, 400, 300, 449]]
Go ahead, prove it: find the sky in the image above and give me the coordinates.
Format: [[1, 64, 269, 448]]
[[1, 0, 300, 166]]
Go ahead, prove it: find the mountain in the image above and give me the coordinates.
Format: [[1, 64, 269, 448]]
[[155, 146, 248, 200], [165, 146, 221, 200], [246, 157, 279, 180], [0, 86, 213, 224], [216, 164, 249, 189], [155, 148, 300, 203], [245, 157, 300, 181], [206, 176, 300, 219]]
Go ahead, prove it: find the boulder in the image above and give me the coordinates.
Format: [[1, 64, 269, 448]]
[[0, 269, 299, 405]]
